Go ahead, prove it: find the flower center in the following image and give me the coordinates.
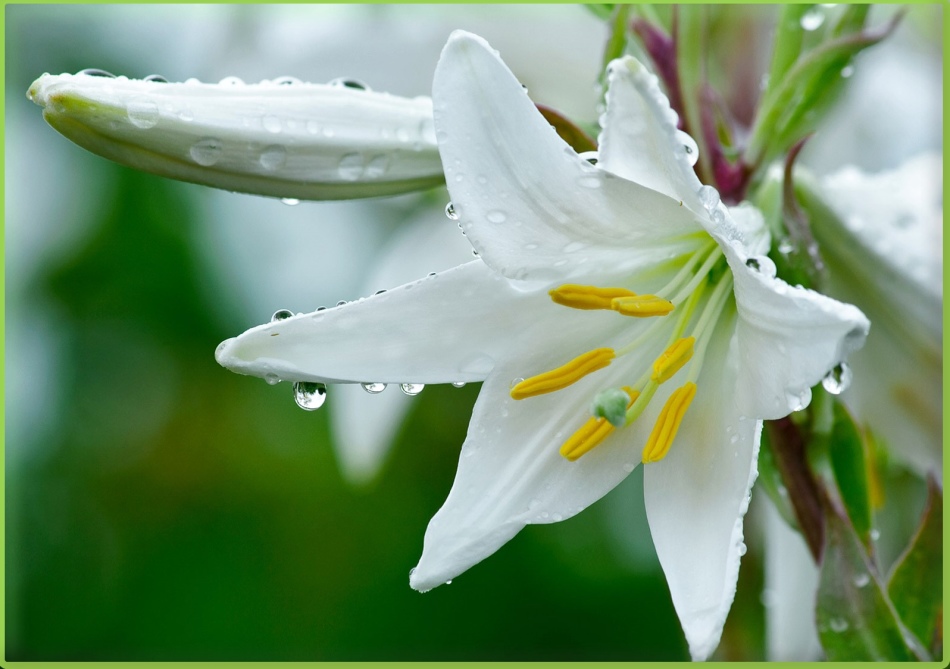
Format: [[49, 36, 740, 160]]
[[509, 239, 733, 464]]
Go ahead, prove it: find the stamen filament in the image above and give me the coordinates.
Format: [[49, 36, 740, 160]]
[[510, 348, 615, 400], [670, 247, 724, 305], [642, 382, 697, 463], [687, 275, 735, 383], [654, 239, 717, 300], [549, 284, 637, 310]]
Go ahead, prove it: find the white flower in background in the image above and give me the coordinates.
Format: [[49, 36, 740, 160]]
[[814, 153, 942, 476], [28, 72, 444, 200], [216, 32, 870, 659]]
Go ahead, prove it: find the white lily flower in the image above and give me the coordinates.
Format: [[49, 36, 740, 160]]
[[215, 32, 869, 660], [27, 72, 443, 200]]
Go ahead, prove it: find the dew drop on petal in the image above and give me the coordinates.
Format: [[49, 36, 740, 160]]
[[328, 77, 369, 91], [364, 154, 389, 178], [737, 542, 748, 556], [78, 68, 116, 78], [264, 373, 281, 386], [293, 381, 327, 410], [697, 185, 721, 210], [218, 76, 245, 86], [509, 377, 524, 390], [263, 115, 282, 133], [821, 362, 852, 395], [361, 382, 387, 394], [271, 309, 293, 322], [281, 198, 300, 206], [190, 138, 223, 166], [260, 145, 287, 171], [678, 131, 700, 166], [445, 202, 459, 220], [578, 151, 599, 165], [578, 175, 602, 189], [338, 153, 364, 180], [451, 382, 467, 388], [400, 383, 425, 396], [486, 210, 506, 224], [127, 97, 160, 129], [143, 74, 168, 83]]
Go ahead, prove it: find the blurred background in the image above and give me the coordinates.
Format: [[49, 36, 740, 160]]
[[5, 4, 941, 661]]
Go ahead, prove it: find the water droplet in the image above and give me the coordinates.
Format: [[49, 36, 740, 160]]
[[870, 529, 880, 541], [622, 463, 635, 473], [400, 383, 424, 396], [293, 381, 327, 410], [218, 76, 245, 86], [853, 572, 870, 588], [271, 309, 293, 322], [364, 154, 389, 178], [263, 115, 282, 133], [711, 209, 726, 225], [451, 382, 467, 388], [821, 362, 852, 395], [578, 151, 599, 165], [178, 107, 195, 122], [678, 131, 700, 166], [746, 255, 777, 278], [259, 145, 287, 171], [840, 64, 855, 79], [273, 76, 302, 86], [697, 185, 720, 210], [190, 138, 223, 166], [328, 77, 369, 91], [281, 198, 300, 206], [486, 210, 506, 224], [78, 68, 116, 78], [264, 373, 281, 385], [800, 7, 825, 31], [472, 249, 480, 258], [509, 377, 524, 390], [338, 152, 364, 180], [336, 300, 348, 307], [444, 202, 459, 220], [144, 74, 168, 83], [445, 579, 453, 585], [788, 387, 812, 412], [578, 175, 602, 189], [778, 239, 795, 255], [829, 617, 849, 633], [127, 97, 160, 129], [552, 513, 563, 521], [563, 241, 586, 253], [361, 382, 387, 394], [737, 542, 748, 556]]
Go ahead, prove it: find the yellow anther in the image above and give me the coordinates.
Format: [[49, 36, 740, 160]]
[[549, 284, 638, 310], [611, 295, 675, 317], [561, 389, 639, 461], [510, 348, 615, 400], [652, 336, 695, 383], [642, 382, 697, 463]]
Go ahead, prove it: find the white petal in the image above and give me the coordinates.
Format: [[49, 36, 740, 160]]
[[28, 72, 443, 200], [410, 332, 676, 591], [216, 260, 634, 385], [764, 501, 822, 661], [724, 242, 870, 419], [643, 326, 760, 661], [432, 31, 701, 284], [329, 206, 474, 484], [598, 57, 704, 209]]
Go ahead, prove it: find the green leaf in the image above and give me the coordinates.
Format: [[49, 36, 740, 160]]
[[765, 5, 813, 90], [826, 401, 873, 547], [757, 427, 799, 531], [584, 4, 616, 22], [887, 476, 943, 656], [674, 5, 710, 181], [816, 508, 926, 661]]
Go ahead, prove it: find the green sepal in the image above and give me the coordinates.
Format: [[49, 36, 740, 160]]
[[887, 477, 943, 656]]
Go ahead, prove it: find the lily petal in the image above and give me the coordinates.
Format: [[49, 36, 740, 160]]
[[216, 260, 630, 385], [725, 241, 870, 418], [643, 324, 760, 661], [598, 57, 704, 211], [433, 32, 701, 284], [28, 72, 444, 200]]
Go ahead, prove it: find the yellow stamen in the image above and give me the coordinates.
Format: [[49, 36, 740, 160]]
[[652, 337, 695, 383], [561, 389, 640, 461], [611, 295, 675, 317], [642, 382, 697, 463], [549, 284, 638, 310], [510, 348, 615, 400]]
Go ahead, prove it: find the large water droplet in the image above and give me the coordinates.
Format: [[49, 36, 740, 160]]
[[678, 131, 700, 166], [821, 362, 852, 395], [260, 145, 287, 171], [271, 309, 293, 322], [800, 7, 825, 31], [190, 138, 223, 166], [445, 202, 459, 220], [263, 115, 282, 133], [697, 185, 721, 210], [338, 152, 364, 180], [361, 382, 387, 394], [746, 255, 777, 278], [144, 74, 168, 83], [737, 542, 748, 556], [127, 97, 159, 129], [78, 68, 116, 78], [400, 383, 424, 396], [293, 381, 327, 410], [281, 198, 300, 206]]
